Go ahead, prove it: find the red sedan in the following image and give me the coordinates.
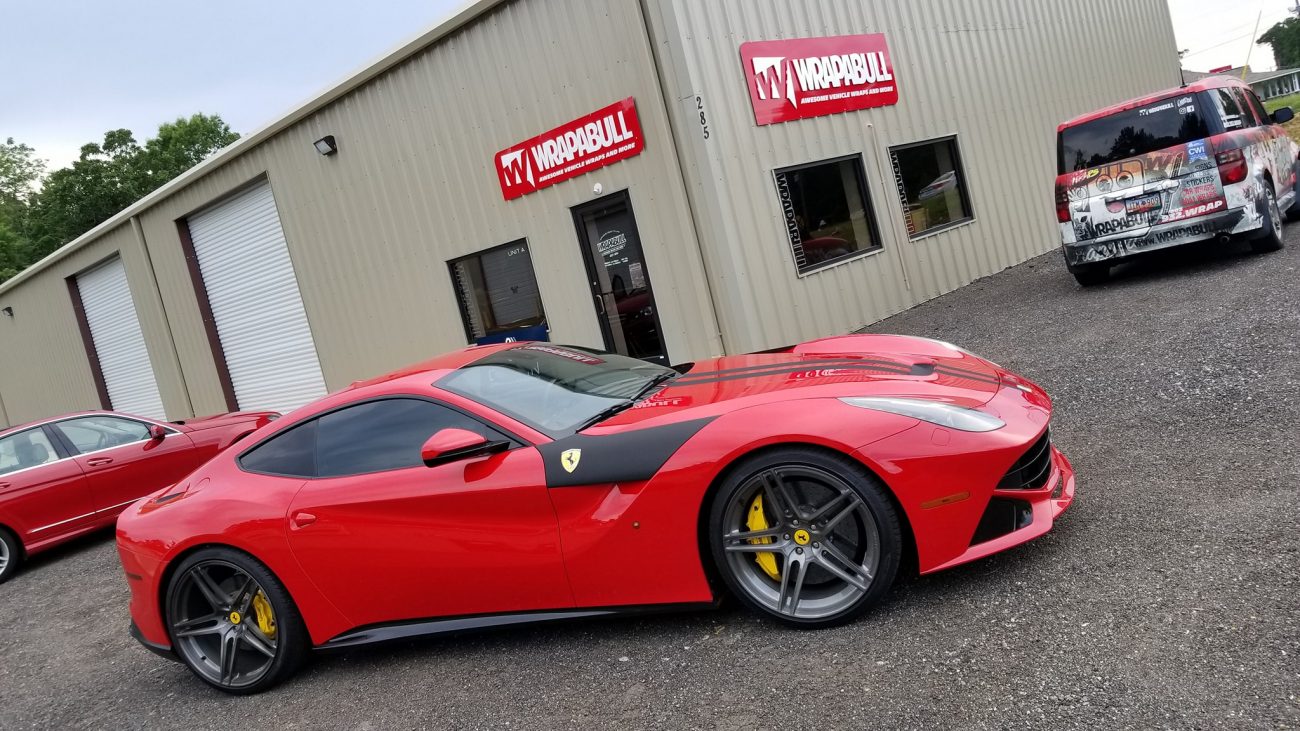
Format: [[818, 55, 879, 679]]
[[0, 410, 276, 582], [117, 336, 1076, 694]]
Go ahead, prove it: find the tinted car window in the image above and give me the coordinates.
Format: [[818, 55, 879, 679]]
[[315, 399, 506, 478], [240, 421, 319, 478], [1242, 89, 1272, 126], [1213, 88, 1247, 130], [0, 428, 61, 476], [1059, 94, 1211, 172], [56, 416, 152, 454]]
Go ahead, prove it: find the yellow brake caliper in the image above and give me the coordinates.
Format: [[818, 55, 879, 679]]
[[747, 494, 781, 581], [251, 590, 277, 640]]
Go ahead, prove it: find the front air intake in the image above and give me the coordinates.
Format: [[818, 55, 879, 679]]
[[997, 431, 1053, 490]]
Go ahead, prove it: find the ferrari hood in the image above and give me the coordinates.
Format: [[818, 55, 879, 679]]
[[603, 334, 1001, 428]]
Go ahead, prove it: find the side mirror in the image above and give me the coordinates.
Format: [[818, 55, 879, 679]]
[[148, 424, 168, 441], [421, 428, 506, 468], [1272, 106, 1294, 124]]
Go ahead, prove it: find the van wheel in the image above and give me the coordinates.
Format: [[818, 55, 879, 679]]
[[1252, 187, 1285, 253], [1069, 264, 1110, 287]]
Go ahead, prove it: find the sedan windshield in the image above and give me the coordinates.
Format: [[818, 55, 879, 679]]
[[436, 344, 677, 436]]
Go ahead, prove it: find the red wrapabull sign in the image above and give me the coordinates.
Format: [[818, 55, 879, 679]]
[[740, 34, 899, 126], [495, 97, 645, 200]]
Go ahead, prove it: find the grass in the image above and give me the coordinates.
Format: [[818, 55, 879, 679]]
[[1263, 92, 1300, 140]]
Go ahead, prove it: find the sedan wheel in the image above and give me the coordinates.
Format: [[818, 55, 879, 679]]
[[709, 448, 901, 627], [166, 549, 307, 693], [0, 528, 20, 583]]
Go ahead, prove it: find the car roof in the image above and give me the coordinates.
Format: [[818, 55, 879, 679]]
[[0, 410, 145, 440], [1059, 75, 1250, 131], [344, 342, 521, 391]]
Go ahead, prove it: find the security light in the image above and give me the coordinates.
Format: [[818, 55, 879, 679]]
[[313, 135, 339, 156]]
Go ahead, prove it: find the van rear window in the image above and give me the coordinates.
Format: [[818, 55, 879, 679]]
[[1059, 95, 1211, 173]]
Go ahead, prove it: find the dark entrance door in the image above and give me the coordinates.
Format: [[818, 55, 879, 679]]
[[572, 192, 669, 365]]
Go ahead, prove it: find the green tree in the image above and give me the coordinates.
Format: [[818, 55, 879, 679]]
[[0, 138, 46, 282], [24, 114, 239, 264], [1259, 18, 1300, 70]]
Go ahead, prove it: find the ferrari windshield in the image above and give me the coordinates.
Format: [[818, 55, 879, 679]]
[[436, 344, 676, 436]]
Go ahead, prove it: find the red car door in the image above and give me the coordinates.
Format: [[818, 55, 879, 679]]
[[281, 398, 572, 628], [0, 425, 95, 545], [51, 415, 197, 517]]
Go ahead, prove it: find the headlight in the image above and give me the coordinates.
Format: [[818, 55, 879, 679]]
[[839, 396, 1005, 432]]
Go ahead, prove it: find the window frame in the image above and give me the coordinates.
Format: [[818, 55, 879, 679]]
[[771, 153, 886, 276], [448, 239, 548, 345], [888, 135, 977, 241], [0, 426, 71, 477], [237, 395, 527, 480], [49, 414, 166, 456]]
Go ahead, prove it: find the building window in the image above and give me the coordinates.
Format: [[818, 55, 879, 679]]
[[449, 240, 547, 345], [773, 155, 882, 274], [889, 137, 974, 238]]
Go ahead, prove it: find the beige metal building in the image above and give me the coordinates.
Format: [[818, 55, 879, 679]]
[[0, 0, 1180, 428]]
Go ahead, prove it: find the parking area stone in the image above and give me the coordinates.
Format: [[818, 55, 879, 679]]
[[1, 234, 1297, 730]]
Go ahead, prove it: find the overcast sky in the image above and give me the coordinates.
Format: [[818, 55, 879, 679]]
[[1, 0, 1298, 172]]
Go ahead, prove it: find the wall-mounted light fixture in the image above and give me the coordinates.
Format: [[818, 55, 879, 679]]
[[313, 135, 339, 156], [1, 306, 13, 318]]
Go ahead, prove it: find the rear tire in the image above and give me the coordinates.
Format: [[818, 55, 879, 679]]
[[707, 447, 901, 629], [0, 527, 22, 584], [165, 547, 309, 694], [1070, 265, 1110, 287], [1252, 187, 1285, 253]]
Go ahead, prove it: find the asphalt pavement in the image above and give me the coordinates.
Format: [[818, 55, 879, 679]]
[[1, 232, 1297, 730]]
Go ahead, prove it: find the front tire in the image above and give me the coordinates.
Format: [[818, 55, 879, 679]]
[[707, 447, 901, 628], [0, 527, 21, 584], [1252, 186, 1285, 253], [165, 547, 308, 694]]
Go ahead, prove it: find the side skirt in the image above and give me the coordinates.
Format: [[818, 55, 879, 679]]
[[316, 602, 718, 652]]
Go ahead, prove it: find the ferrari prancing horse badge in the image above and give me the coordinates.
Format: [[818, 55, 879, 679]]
[[561, 448, 582, 473]]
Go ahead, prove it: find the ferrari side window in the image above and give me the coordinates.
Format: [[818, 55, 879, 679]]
[[240, 421, 319, 478], [314, 398, 506, 478]]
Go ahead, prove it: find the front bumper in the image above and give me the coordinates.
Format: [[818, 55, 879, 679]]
[[1063, 207, 1246, 266], [923, 445, 1075, 574]]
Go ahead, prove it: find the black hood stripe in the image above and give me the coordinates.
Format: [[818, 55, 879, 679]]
[[675, 359, 915, 384], [676, 358, 876, 379]]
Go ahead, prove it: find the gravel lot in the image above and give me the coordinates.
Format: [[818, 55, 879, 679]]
[[2, 234, 1297, 730]]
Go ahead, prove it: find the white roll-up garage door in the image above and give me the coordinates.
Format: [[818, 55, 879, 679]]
[[76, 257, 167, 419], [187, 180, 327, 414]]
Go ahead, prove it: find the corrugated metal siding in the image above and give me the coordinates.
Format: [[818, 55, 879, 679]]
[[644, 0, 1180, 352], [0, 223, 186, 425], [74, 256, 166, 418], [187, 181, 328, 414], [128, 0, 719, 416]]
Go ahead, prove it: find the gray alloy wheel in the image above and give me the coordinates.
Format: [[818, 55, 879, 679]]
[[709, 449, 901, 627], [1253, 187, 1286, 253], [0, 527, 19, 583], [166, 549, 307, 694]]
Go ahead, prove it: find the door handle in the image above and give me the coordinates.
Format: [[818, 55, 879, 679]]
[[87, 457, 114, 467], [593, 294, 606, 316], [290, 512, 317, 530], [0, 482, 9, 490]]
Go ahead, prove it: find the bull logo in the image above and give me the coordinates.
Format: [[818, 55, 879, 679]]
[[499, 149, 533, 188], [752, 56, 798, 108]]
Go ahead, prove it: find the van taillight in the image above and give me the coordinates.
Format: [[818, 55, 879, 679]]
[[1216, 148, 1248, 185], [1055, 184, 1071, 223]]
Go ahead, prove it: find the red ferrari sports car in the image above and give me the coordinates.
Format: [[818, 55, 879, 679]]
[[0, 409, 277, 583], [117, 335, 1075, 693]]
